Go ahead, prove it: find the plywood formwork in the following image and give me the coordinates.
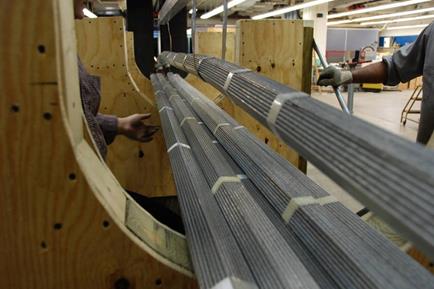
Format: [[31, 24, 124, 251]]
[[0, 1, 195, 288], [75, 17, 176, 197], [189, 20, 313, 172]]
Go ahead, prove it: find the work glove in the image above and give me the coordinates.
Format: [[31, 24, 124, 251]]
[[317, 65, 353, 87]]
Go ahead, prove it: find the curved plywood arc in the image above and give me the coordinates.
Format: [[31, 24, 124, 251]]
[[0, 1, 196, 288], [125, 31, 155, 98], [75, 17, 176, 197]]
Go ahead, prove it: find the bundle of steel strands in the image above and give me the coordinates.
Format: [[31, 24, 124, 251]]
[[166, 72, 434, 289], [159, 51, 434, 261], [150, 74, 258, 289], [156, 73, 326, 289]]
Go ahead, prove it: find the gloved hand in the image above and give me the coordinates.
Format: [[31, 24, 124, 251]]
[[317, 65, 353, 87], [118, 113, 159, 142]]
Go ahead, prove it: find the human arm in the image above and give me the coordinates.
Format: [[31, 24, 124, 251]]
[[96, 113, 159, 144], [117, 113, 159, 142], [318, 23, 431, 87], [317, 61, 388, 87]]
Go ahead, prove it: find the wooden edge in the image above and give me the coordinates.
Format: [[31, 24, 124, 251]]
[[54, 0, 193, 276]]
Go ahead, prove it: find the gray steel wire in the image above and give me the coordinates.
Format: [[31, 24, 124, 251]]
[[150, 74, 257, 289], [160, 52, 434, 262], [167, 72, 434, 289]]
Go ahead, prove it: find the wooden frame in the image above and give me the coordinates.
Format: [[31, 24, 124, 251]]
[[0, 1, 196, 288]]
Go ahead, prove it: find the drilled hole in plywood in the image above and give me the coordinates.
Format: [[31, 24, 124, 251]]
[[40, 241, 48, 250], [43, 112, 52, 120], [68, 173, 76, 181], [102, 220, 110, 228], [271, 63, 276, 68], [114, 277, 130, 289], [53, 223, 63, 230], [155, 278, 162, 286], [37, 45, 46, 54], [138, 150, 144, 158], [256, 66, 261, 72], [11, 104, 20, 112], [264, 137, 269, 144]]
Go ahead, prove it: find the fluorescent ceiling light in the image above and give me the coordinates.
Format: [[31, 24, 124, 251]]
[[252, 0, 333, 20], [186, 28, 192, 35], [361, 14, 434, 25], [201, 0, 249, 19], [189, 8, 197, 14], [327, 6, 434, 25], [328, 0, 430, 19], [83, 8, 97, 18], [386, 24, 429, 30]]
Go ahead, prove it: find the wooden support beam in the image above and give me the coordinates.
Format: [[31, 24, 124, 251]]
[[0, 1, 195, 288]]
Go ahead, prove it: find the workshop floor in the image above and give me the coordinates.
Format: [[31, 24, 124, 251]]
[[307, 89, 420, 212]]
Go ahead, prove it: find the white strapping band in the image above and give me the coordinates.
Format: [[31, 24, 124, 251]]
[[213, 123, 231, 135], [266, 92, 303, 138], [281, 195, 338, 223], [182, 54, 188, 70], [317, 195, 337, 205], [233, 125, 244, 130], [167, 142, 191, 153], [211, 176, 241, 194], [158, 106, 173, 113], [211, 277, 256, 289], [212, 140, 218, 144], [237, 174, 248, 180], [223, 69, 251, 92], [180, 116, 196, 127]]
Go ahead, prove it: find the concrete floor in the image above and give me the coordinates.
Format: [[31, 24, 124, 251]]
[[306, 89, 420, 212]]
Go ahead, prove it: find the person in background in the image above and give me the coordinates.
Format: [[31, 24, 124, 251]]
[[318, 21, 434, 145], [73, 1, 183, 232], [74, 0, 158, 158]]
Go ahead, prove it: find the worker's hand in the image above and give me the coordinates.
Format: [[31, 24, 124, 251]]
[[118, 113, 159, 142], [318, 66, 353, 87]]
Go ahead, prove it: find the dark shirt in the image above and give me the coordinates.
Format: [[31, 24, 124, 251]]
[[382, 21, 434, 144], [78, 59, 118, 158]]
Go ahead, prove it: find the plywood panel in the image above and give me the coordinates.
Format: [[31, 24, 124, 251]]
[[76, 17, 176, 197], [0, 1, 196, 288], [195, 31, 236, 62]]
